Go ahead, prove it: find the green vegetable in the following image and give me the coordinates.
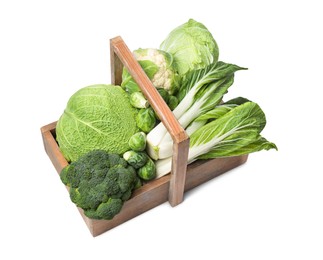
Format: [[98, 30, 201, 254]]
[[130, 92, 149, 109], [156, 98, 249, 159], [185, 97, 250, 135], [136, 107, 156, 133], [56, 84, 138, 162], [167, 95, 179, 110], [60, 150, 139, 220], [137, 158, 156, 181], [134, 177, 142, 189], [122, 48, 180, 95], [154, 101, 277, 178], [147, 62, 246, 160], [128, 132, 147, 152], [123, 150, 148, 169], [190, 101, 277, 158], [160, 19, 219, 75], [157, 88, 170, 103], [122, 60, 159, 93]]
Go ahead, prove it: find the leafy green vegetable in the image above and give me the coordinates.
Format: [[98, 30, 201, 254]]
[[177, 61, 247, 102], [186, 97, 250, 133], [147, 62, 247, 160], [189, 101, 277, 159], [56, 84, 138, 162], [160, 19, 219, 75], [152, 98, 249, 160], [60, 150, 139, 220], [155, 101, 277, 178]]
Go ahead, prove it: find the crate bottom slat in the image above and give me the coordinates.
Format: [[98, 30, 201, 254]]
[[41, 122, 248, 237]]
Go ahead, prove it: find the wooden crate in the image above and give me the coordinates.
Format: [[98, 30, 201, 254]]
[[40, 36, 249, 237]]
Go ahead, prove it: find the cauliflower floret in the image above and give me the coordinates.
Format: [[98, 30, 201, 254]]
[[133, 48, 180, 95]]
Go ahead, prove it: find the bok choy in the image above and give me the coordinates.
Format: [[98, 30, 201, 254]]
[[155, 100, 277, 178], [155, 98, 249, 160], [146, 61, 247, 160]]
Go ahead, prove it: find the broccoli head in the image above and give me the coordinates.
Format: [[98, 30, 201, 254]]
[[60, 150, 139, 220]]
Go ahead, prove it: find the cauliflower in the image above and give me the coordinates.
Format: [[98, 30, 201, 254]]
[[134, 48, 176, 93], [121, 48, 180, 95]]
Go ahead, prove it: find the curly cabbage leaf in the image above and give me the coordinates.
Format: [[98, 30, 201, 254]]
[[56, 84, 138, 162]]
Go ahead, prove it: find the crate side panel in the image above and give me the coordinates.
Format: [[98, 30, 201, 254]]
[[41, 122, 68, 173], [185, 155, 248, 192], [84, 176, 171, 236]]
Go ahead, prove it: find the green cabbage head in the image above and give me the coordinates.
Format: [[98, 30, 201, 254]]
[[160, 19, 219, 75], [56, 84, 138, 162]]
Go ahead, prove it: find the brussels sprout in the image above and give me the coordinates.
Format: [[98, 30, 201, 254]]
[[134, 177, 142, 189], [157, 88, 170, 103], [136, 107, 156, 133], [167, 95, 179, 110], [129, 132, 147, 152], [130, 92, 149, 109], [123, 151, 148, 169], [137, 158, 156, 181]]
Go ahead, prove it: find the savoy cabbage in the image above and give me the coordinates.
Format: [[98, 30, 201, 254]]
[[56, 84, 138, 162]]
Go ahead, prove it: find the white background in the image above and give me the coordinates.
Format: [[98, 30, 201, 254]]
[[1, 0, 322, 259]]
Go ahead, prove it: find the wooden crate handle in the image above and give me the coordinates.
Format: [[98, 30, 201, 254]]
[[110, 36, 189, 206]]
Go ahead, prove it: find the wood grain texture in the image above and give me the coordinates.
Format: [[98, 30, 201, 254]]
[[110, 36, 189, 205], [41, 123, 248, 236], [169, 138, 190, 206], [110, 41, 123, 86], [41, 122, 68, 173]]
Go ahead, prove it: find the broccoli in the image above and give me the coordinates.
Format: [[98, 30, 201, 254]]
[[60, 150, 140, 220]]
